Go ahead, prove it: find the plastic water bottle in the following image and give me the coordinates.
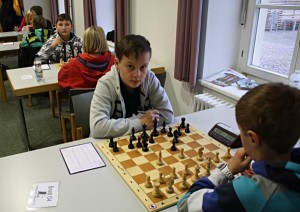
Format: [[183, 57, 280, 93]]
[[289, 70, 300, 89], [34, 57, 43, 82]]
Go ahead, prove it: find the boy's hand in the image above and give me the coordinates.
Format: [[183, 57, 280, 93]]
[[139, 110, 160, 129], [51, 37, 62, 48], [228, 148, 252, 175]]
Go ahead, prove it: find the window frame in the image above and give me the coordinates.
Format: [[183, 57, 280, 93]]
[[238, 0, 300, 83]]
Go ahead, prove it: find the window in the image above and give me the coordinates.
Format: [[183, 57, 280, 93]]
[[238, 0, 300, 82]]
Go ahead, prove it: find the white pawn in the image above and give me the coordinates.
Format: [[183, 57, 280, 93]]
[[193, 165, 200, 181], [171, 167, 178, 179], [144, 175, 153, 188], [178, 148, 185, 159], [166, 176, 174, 194], [197, 147, 204, 161], [152, 182, 162, 198], [179, 173, 189, 190], [157, 151, 164, 166]]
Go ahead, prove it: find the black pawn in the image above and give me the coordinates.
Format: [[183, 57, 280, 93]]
[[141, 124, 149, 139], [149, 133, 155, 143], [173, 130, 179, 143], [113, 141, 119, 152], [136, 137, 142, 148], [130, 127, 137, 141], [170, 140, 177, 151], [142, 140, 149, 152], [128, 137, 134, 149], [151, 117, 159, 137], [177, 126, 182, 136], [167, 127, 173, 137], [161, 121, 167, 134], [109, 137, 114, 148], [185, 123, 190, 133], [180, 117, 186, 128]]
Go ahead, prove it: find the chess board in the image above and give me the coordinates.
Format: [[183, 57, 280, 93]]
[[96, 123, 232, 212]]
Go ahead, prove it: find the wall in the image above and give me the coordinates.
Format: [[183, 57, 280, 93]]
[[96, 0, 115, 35], [72, 0, 85, 38], [23, 0, 51, 21]]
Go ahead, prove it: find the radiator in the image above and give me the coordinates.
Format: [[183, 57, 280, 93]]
[[193, 93, 235, 112]]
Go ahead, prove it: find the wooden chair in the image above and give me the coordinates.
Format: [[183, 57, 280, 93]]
[[0, 65, 7, 102], [60, 88, 95, 142]]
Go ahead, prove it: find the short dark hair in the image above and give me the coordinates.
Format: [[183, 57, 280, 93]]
[[33, 15, 46, 29], [30, 6, 43, 16], [56, 13, 72, 25], [115, 34, 152, 61], [236, 83, 300, 153]]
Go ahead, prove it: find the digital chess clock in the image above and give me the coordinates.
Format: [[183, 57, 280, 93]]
[[208, 123, 242, 148]]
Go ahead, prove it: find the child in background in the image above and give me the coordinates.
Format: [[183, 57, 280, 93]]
[[90, 34, 174, 138], [58, 26, 115, 89], [14, 10, 36, 32], [177, 83, 300, 211], [20, 16, 52, 48], [36, 13, 82, 63]]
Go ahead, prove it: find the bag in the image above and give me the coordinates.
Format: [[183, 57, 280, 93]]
[[0, 63, 9, 81]]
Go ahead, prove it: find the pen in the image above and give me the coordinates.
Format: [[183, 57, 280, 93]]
[[138, 110, 162, 117]]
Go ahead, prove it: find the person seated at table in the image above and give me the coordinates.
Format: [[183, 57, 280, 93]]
[[14, 10, 36, 33], [58, 26, 115, 89], [19, 16, 52, 48], [30, 5, 53, 30], [177, 83, 300, 212], [90, 34, 174, 138], [36, 13, 82, 63]]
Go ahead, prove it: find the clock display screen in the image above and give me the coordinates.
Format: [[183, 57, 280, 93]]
[[213, 127, 235, 142]]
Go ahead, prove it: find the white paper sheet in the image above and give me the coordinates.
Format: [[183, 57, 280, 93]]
[[60, 142, 105, 174], [27, 182, 59, 210], [20, 74, 33, 80]]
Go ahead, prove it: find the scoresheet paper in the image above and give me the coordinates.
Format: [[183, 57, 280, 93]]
[[27, 182, 59, 210], [60, 142, 106, 174]]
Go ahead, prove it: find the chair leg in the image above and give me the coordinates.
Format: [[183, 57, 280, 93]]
[[76, 127, 83, 140], [49, 91, 55, 118], [60, 113, 68, 143], [70, 113, 77, 141], [28, 94, 33, 106], [0, 68, 7, 102]]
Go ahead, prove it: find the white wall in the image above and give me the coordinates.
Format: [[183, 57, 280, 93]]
[[96, 0, 115, 35], [72, 0, 85, 38], [23, 0, 51, 21]]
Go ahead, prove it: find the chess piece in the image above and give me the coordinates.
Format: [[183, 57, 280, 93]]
[[161, 121, 167, 134], [179, 173, 189, 190], [205, 157, 212, 170], [171, 167, 178, 179], [151, 117, 159, 137], [177, 126, 182, 136], [185, 123, 190, 133], [109, 137, 114, 148], [113, 141, 119, 152], [130, 127, 137, 141], [183, 164, 191, 176], [149, 133, 155, 144], [144, 175, 153, 188], [128, 137, 134, 149], [224, 147, 232, 159], [158, 172, 166, 184], [170, 140, 177, 151], [193, 165, 200, 181], [173, 130, 179, 143], [197, 147, 204, 161], [213, 152, 220, 163], [166, 176, 174, 194], [157, 151, 164, 166], [167, 127, 173, 137], [180, 117, 186, 128], [141, 124, 149, 139], [142, 139, 149, 152], [178, 148, 185, 159], [204, 167, 210, 176], [152, 182, 162, 198], [136, 137, 142, 148]]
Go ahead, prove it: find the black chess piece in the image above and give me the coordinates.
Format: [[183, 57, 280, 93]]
[[177, 126, 182, 136], [128, 137, 134, 149], [180, 117, 186, 128], [170, 140, 177, 151], [109, 137, 114, 148], [151, 117, 159, 137], [130, 127, 137, 141], [142, 139, 149, 152], [161, 121, 167, 134], [167, 127, 173, 137], [173, 130, 179, 143], [149, 133, 155, 144], [141, 124, 149, 139], [136, 137, 142, 148], [113, 141, 119, 152], [185, 123, 190, 133]]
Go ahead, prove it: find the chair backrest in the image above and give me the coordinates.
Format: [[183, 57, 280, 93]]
[[18, 46, 42, 68], [70, 88, 95, 138]]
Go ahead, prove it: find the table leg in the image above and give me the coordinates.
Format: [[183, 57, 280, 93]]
[[17, 97, 32, 151]]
